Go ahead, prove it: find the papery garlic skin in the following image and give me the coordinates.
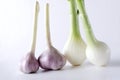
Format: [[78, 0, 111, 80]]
[[38, 46, 66, 70], [20, 53, 39, 73]]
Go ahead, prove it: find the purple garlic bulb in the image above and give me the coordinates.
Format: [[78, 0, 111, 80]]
[[38, 3, 66, 70], [38, 46, 66, 70], [20, 52, 39, 73]]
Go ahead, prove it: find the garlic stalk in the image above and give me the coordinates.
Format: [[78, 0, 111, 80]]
[[76, 0, 110, 66], [63, 0, 86, 66]]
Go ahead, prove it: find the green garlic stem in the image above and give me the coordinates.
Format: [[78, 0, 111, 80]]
[[46, 3, 52, 48], [69, 0, 82, 40], [31, 1, 39, 53], [77, 0, 97, 45]]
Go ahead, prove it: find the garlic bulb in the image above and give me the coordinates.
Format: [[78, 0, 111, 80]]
[[38, 3, 66, 70], [20, 1, 39, 73]]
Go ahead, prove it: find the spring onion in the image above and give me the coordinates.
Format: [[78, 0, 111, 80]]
[[76, 0, 110, 66], [63, 0, 86, 66]]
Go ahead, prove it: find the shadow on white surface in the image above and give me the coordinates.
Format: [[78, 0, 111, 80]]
[[109, 59, 120, 67], [35, 65, 81, 74], [15, 60, 120, 80]]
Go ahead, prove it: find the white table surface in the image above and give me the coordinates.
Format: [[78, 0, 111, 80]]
[[0, 0, 120, 80], [1, 57, 120, 80]]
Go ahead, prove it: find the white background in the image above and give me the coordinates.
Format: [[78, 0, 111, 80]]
[[0, 0, 120, 80]]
